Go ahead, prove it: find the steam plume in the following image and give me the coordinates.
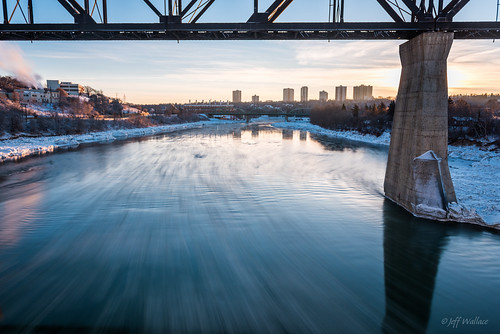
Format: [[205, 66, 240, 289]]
[[0, 42, 42, 88]]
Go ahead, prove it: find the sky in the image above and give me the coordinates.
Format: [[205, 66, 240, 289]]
[[0, 0, 499, 104]]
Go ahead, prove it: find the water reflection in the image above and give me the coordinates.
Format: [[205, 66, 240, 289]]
[[382, 200, 448, 333], [300, 131, 307, 141], [232, 129, 241, 139], [282, 129, 293, 140], [0, 166, 44, 248], [0, 123, 498, 333]]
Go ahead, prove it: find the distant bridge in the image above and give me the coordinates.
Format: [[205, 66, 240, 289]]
[[182, 104, 310, 120], [0, 0, 499, 40], [211, 108, 311, 120]]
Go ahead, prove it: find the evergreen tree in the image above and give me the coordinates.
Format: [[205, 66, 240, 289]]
[[352, 104, 359, 118]]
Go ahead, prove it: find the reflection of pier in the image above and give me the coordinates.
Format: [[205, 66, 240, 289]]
[[299, 131, 307, 141], [235, 124, 312, 143], [232, 129, 241, 139], [382, 200, 448, 333], [282, 129, 293, 140]]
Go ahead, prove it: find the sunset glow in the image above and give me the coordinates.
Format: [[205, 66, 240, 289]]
[[0, 0, 499, 103]]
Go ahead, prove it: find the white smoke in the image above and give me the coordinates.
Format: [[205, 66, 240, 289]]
[[0, 42, 42, 88]]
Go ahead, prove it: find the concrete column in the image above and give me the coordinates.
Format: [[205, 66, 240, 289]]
[[384, 32, 457, 218]]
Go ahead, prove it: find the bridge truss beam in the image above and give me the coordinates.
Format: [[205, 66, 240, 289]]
[[0, 0, 499, 40], [0, 21, 499, 41]]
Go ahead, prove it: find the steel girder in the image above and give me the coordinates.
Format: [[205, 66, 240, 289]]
[[376, 0, 472, 22], [1, 21, 499, 41], [0, 0, 498, 41]]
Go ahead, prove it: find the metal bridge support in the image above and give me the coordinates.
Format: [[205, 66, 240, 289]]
[[384, 32, 457, 219]]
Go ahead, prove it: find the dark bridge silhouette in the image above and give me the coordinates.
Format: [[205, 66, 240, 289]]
[[182, 104, 311, 119], [218, 108, 311, 123], [0, 0, 499, 40]]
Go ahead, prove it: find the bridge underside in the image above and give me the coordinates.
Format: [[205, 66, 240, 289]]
[[1, 22, 500, 41]]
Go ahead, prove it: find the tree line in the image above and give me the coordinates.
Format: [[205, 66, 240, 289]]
[[310, 98, 500, 141], [310, 101, 395, 137]]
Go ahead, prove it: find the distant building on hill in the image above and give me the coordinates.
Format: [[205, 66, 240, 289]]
[[46, 80, 60, 91], [47, 79, 84, 96], [252, 95, 259, 103], [16, 88, 60, 104]]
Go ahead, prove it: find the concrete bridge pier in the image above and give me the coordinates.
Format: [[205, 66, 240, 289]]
[[384, 32, 457, 220]]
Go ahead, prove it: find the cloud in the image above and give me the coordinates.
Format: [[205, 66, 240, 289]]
[[292, 40, 401, 68], [0, 42, 42, 88], [448, 41, 500, 93]]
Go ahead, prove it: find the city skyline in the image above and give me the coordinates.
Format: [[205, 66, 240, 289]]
[[231, 84, 377, 103], [0, 0, 499, 103]]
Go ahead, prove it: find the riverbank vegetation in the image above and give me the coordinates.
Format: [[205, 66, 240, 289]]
[[310, 98, 500, 142]]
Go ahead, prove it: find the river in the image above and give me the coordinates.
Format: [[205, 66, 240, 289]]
[[0, 122, 499, 333]]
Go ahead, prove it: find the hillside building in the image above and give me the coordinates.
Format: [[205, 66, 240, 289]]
[[16, 89, 60, 104], [47, 80, 83, 96]]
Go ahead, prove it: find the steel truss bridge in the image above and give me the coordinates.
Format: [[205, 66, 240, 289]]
[[0, 0, 499, 40]]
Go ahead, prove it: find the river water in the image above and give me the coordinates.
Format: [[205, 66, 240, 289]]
[[0, 123, 499, 333]]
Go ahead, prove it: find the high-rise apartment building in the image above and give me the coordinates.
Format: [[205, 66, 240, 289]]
[[283, 88, 294, 102], [252, 95, 259, 103], [232, 90, 242, 103], [319, 90, 328, 102], [300, 86, 308, 102], [335, 85, 347, 102], [353, 85, 373, 100]]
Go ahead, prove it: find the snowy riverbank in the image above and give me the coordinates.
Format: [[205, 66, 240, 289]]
[[0, 120, 233, 163], [272, 120, 499, 228]]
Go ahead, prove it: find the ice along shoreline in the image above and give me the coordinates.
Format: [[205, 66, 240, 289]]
[[0, 120, 235, 164]]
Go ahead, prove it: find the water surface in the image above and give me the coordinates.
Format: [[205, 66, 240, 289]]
[[0, 123, 499, 333]]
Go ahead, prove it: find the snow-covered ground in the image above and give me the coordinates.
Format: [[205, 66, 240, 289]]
[[272, 120, 499, 228], [26, 103, 62, 117], [0, 120, 233, 163]]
